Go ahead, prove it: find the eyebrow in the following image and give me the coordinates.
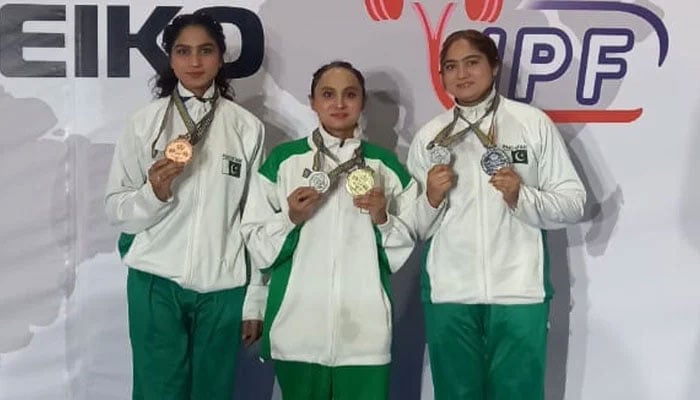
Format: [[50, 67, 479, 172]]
[[318, 85, 361, 91], [173, 43, 216, 49], [444, 54, 484, 64]]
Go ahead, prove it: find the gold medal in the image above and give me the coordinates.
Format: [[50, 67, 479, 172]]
[[346, 168, 375, 196], [165, 137, 193, 163]]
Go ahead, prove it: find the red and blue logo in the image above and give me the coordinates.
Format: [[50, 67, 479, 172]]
[[365, 0, 669, 123]]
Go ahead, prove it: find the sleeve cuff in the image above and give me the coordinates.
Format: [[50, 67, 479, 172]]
[[242, 285, 268, 321], [375, 214, 395, 236], [280, 210, 298, 235], [139, 181, 174, 213], [422, 193, 446, 214], [508, 185, 530, 217]]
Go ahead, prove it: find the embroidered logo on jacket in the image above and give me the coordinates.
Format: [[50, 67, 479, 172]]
[[222, 154, 242, 177], [501, 144, 529, 164], [511, 149, 528, 164]]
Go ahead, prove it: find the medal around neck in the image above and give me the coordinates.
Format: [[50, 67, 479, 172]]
[[165, 137, 193, 163], [429, 145, 452, 166], [308, 171, 331, 193], [480, 147, 511, 176], [346, 168, 375, 196]]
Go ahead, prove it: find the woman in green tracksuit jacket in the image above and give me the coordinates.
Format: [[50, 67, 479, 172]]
[[241, 61, 430, 400]]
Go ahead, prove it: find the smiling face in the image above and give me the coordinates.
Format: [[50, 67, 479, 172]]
[[169, 25, 222, 97], [310, 66, 365, 139], [440, 37, 499, 105]]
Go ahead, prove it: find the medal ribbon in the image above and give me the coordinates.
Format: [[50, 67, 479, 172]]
[[457, 94, 499, 150], [150, 89, 220, 158], [311, 128, 366, 185], [427, 94, 500, 151]]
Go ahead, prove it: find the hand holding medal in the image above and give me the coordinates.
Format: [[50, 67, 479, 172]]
[[353, 186, 388, 224], [346, 167, 375, 196], [287, 186, 323, 225], [457, 97, 512, 176], [306, 129, 373, 197], [489, 167, 521, 208], [426, 164, 456, 208], [307, 170, 332, 194], [428, 144, 452, 166], [426, 95, 508, 176], [148, 158, 186, 201]]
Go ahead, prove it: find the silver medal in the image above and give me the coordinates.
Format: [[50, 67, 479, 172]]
[[308, 171, 331, 193], [480, 147, 511, 176], [429, 145, 452, 166]]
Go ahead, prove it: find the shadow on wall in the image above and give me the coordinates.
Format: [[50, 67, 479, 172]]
[[231, 61, 296, 399], [491, 0, 659, 394], [364, 71, 402, 153], [364, 70, 424, 400], [545, 121, 625, 400], [235, 46, 316, 151], [389, 247, 426, 400], [0, 87, 68, 356], [0, 87, 116, 357]]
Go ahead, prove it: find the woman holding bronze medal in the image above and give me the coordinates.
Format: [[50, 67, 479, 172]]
[[241, 61, 417, 400], [104, 12, 266, 400], [407, 30, 586, 400]]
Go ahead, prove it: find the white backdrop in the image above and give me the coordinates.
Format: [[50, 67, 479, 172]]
[[1, 1, 698, 399]]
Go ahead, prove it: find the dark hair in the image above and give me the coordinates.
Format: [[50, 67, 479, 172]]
[[310, 60, 366, 106], [153, 11, 234, 100], [440, 29, 500, 71]]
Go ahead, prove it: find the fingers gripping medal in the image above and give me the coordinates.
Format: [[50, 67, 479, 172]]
[[165, 137, 193, 163], [454, 95, 507, 175], [307, 129, 340, 193], [427, 116, 457, 167], [426, 100, 498, 167], [474, 117, 510, 175], [346, 167, 375, 196], [480, 147, 511, 176], [428, 145, 452, 166], [308, 171, 331, 193], [307, 129, 371, 195]]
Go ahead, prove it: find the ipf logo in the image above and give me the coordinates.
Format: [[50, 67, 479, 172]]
[[365, 0, 669, 124]]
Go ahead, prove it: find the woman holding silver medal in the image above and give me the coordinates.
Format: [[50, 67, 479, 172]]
[[104, 12, 266, 400], [241, 61, 418, 400], [407, 30, 586, 400]]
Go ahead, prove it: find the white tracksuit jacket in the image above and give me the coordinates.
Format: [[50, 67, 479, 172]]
[[104, 83, 266, 320], [408, 90, 586, 305]]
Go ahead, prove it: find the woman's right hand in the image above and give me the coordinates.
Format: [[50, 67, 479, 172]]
[[287, 187, 323, 225], [148, 158, 186, 202], [426, 164, 455, 208]]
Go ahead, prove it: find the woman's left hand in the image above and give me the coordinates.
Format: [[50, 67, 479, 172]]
[[489, 167, 522, 208], [353, 188, 388, 225], [241, 320, 263, 347]]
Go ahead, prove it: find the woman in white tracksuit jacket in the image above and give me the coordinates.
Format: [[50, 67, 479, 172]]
[[241, 61, 424, 400], [104, 12, 266, 400], [408, 30, 586, 400]]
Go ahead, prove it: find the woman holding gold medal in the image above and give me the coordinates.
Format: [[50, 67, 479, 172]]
[[407, 30, 586, 400], [241, 61, 419, 400], [104, 12, 266, 400]]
